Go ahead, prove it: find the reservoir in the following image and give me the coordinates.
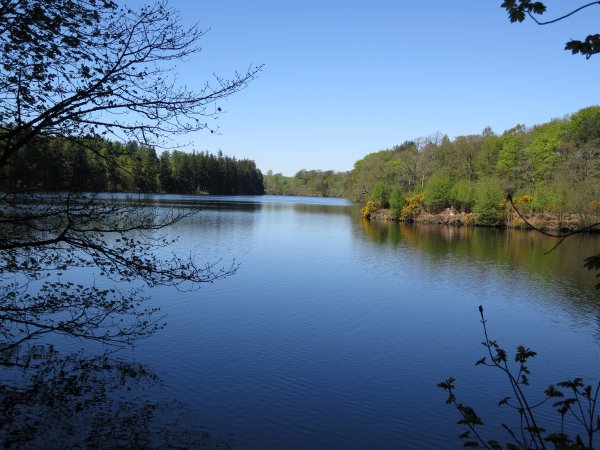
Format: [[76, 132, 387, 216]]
[[4, 194, 600, 449]]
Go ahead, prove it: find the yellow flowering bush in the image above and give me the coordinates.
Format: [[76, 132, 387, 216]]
[[514, 194, 534, 214], [360, 200, 378, 219], [400, 193, 425, 221]]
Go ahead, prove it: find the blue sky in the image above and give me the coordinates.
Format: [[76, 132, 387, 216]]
[[163, 1, 600, 175]]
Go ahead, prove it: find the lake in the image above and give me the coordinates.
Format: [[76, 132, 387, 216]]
[[4, 194, 600, 449]]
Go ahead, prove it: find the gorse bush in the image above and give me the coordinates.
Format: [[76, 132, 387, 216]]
[[502, 194, 535, 227], [514, 194, 534, 213], [400, 193, 425, 221], [360, 200, 379, 219]]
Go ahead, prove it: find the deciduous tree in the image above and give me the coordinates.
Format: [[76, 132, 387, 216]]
[[0, 0, 260, 348]]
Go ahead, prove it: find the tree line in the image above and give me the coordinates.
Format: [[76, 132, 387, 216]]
[[266, 106, 600, 226], [263, 169, 350, 197], [0, 134, 265, 195]]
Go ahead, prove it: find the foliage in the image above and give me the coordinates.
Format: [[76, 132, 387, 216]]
[[503, 194, 535, 227], [514, 194, 534, 210], [526, 121, 568, 183], [424, 172, 454, 212], [452, 180, 477, 212], [0, 136, 265, 195], [590, 200, 600, 215], [0, 0, 261, 162], [473, 179, 505, 226], [264, 170, 350, 197], [389, 186, 406, 219], [360, 200, 379, 219], [531, 184, 569, 215], [351, 141, 420, 202], [567, 107, 600, 145], [496, 133, 528, 187], [261, 108, 600, 231], [370, 182, 391, 208], [500, 1, 600, 58], [400, 193, 425, 221], [475, 135, 503, 178], [439, 306, 600, 449], [0, 0, 258, 349]]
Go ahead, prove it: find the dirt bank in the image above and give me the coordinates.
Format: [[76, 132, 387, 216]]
[[368, 207, 595, 232]]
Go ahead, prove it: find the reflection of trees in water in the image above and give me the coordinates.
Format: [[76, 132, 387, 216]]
[[358, 221, 600, 310], [359, 221, 600, 288], [359, 218, 405, 245], [0, 344, 234, 449], [0, 195, 239, 447]]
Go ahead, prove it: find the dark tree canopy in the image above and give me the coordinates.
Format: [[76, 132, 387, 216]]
[[0, 135, 265, 195], [501, 0, 600, 58]]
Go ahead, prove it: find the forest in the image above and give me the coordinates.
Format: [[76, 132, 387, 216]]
[[265, 106, 600, 227], [0, 135, 265, 195]]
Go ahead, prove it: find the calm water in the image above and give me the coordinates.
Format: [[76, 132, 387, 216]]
[[7, 195, 600, 448]]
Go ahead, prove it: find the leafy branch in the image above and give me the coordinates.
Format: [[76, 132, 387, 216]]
[[439, 305, 600, 449], [500, 1, 600, 58]]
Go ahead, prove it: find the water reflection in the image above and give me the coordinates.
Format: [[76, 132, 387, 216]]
[[3, 195, 599, 449], [0, 344, 233, 449], [360, 221, 599, 282], [358, 220, 600, 319]]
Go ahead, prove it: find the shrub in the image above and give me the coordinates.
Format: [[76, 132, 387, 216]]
[[370, 182, 390, 208], [513, 194, 534, 211], [389, 186, 405, 219], [424, 172, 453, 212], [451, 180, 476, 212], [473, 178, 504, 226], [360, 200, 378, 219], [532, 184, 569, 214], [400, 193, 425, 221]]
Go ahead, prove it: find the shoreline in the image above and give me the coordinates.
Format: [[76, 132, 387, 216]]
[[366, 207, 599, 233]]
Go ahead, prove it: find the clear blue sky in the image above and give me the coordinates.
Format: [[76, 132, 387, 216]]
[[161, 1, 600, 176]]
